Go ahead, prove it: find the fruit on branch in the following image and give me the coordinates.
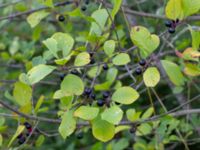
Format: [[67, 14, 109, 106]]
[[90, 58, 95, 64], [90, 93, 96, 100], [24, 122, 32, 129], [103, 64, 109, 70], [97, 99, 104, 107], [85, 0, 90, 5], [165, 20, 172, 27], [81, 6, 87, 11], [58, 15, 65, 22], [18, 135, 26, 145], [103, 91, 110, 99], [129, 126, 136, 133], [77, 132, 84, 139], [59, 74, 66, 81], [135, 67, 142, 75], [168, 27, 175, 34], [84, 87, 92, 96], [139, 59, 146, 66], [70, 69, 79, 75]]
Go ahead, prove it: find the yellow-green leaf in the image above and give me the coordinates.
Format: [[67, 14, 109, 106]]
[[143, 67, 160, 87], [111, 86, 139, 105], [74, 52, 90, 67], [112, 53, 130, 66], [74, 106, 99, 120]]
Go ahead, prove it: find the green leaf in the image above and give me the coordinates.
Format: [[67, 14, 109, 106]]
[[92, 116, 115, 142], [161, 60, 185, 86], [112, 53, 130, 66], [115, 125, 130, 134], [141, 107, 154, 119], [52, 32, 74, 57], [126, 109, 141, 122], [27, 11, 49, 28], [103, 40, 115, 57], [110, 0, 122, 19], [19, 73, 31, 85], [43, 38, 58, 58], [34, 95, 44, 113], [0, 134, 2, 147], [27, 64, 56, 85], [38, 0, 54, 8], [101, 106, 123, 125], [106, 67, 118, 83], [182, 0, 200, 17], [13, 82, 32, 106], [130, 26, 160, 58], [136, 123, 152, 136], [90, 9, 109, 36], [184, 63, 200, 77], [111, 86, 139, 105], [55, 52, 74, 65], [59, 110, 76, 139], [74, 52, 90, 66], [143, 67, 160, 87], [61, 74, 84, 96], [35, 135, 45, 147], [74, 106, 99, 120], [8, 125, 25, 147], [190, 28, 200, 50], [165, 0, 184, 20]]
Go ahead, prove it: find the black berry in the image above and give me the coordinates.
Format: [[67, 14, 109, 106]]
[[90, 58, 95, 64], [129, 126, 136, 133], [90, 93, 96, 100], [70, 70, 79, 75], [89, 52, 94, 57], [18, 136, 26, 145], [103, 64, 109, 70], [17, 133, 23, 139], [81, 6, 87, 11], [165, 20, 172, 28], [103, 91, 110, 99], [85, 0, 90, 5], [139, 59, 146, 66], [60, 74, 66, 81], [84, 88, 92, 96], [58, 15, 65, 22], [24, 122, 31, 129], [77, 132, 84, 139], [97, 99, 104, 107], [135, 68, 142, 75], [168, 28, 175, 34], [115, 102, 120, 105]]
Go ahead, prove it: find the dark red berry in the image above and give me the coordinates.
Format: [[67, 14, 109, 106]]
[[168, 28, 175, 34], [97, 99, 104, 107], [84, 88, 92, 96], [135, 68, 142, 75], [139, 59, 146, 66], [103, 64, 109, 70], [24, 122, 31, 129], [58, 15, 65, 22], [103, 91, 110, 99], [81, 6, 87, 11], [165, 20, 172, 27]]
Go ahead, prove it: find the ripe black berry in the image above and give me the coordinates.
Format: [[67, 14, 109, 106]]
[[103, 91, 110, 99], [24, 122, 31, 129], [115, 102, 120, 105], [90, 58, 95, 64], [77, 132, 83, 139], [139, 59, 146, 66], [60, 74, 66, 81], [103, 64, 109, 70], [135, 68, 142, 75], [17, 133, 23, 139], [129, 126, 136, 133], [85, 0, 90, 5], [97, 99, 104, 107], [81, 6, 87, 11], [84, 88, 92, 96], [168, 28, 175, 34], [90, 93, 96, 100], [165, 20, 172, 27], [58, 15, 65, 22], [18, 136, 26, 145], [89, 52, 94, 57], [70, 70, 79, 75]]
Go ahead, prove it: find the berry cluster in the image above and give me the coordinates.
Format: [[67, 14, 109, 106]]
[[17, 122, 32, 145], [135, 59, 146, 75], [165, 19, 179, 34]]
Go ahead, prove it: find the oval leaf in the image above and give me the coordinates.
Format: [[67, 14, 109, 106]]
[[143, 67, 160, 87], [104, 40, 115, 57], [101, 106, 123, 125], [61, 74, 84, 96], [111, 86, 139, 105], [112, 53, 130, 66], [74, 106, 99, 120], [74, 52, 90, 67]]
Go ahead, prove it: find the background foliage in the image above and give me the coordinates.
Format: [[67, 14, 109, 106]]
[[0, 0, 200, 149]]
